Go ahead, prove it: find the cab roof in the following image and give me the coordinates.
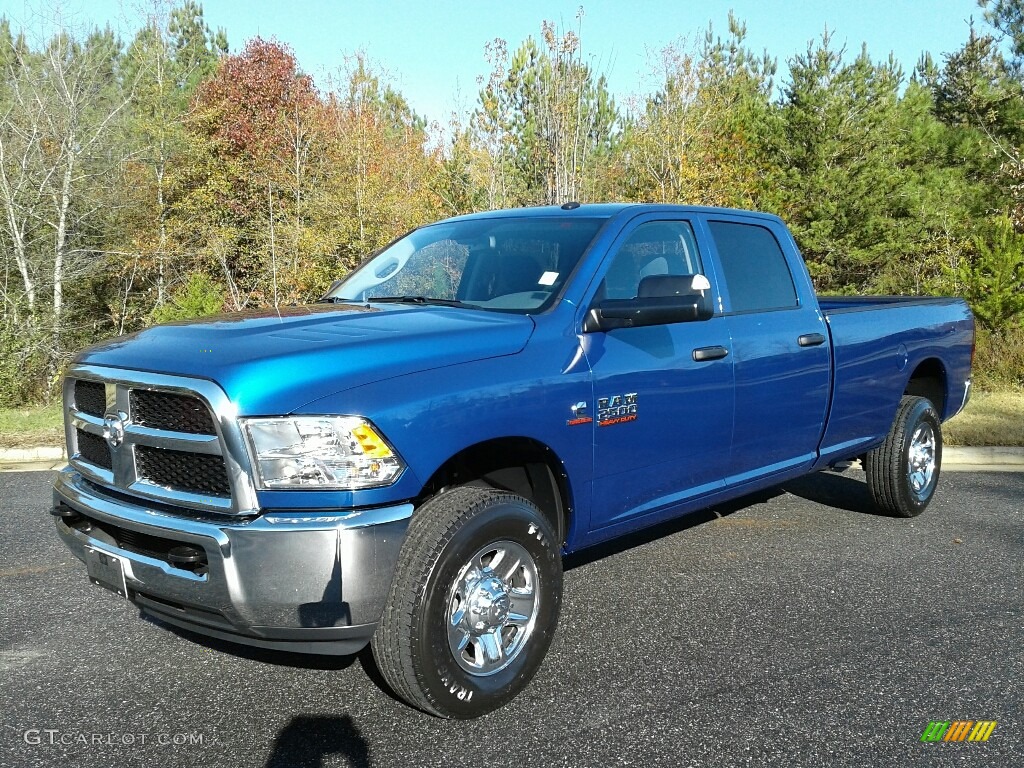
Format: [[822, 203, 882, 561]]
[[440, 202, 784, 225]]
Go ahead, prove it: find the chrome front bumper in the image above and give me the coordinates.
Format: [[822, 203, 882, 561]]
[[53, 468, 412, 655]]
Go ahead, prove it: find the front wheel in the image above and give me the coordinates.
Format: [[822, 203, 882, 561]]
[[864, 395, 943, 517], [371, 487, 562, 718]]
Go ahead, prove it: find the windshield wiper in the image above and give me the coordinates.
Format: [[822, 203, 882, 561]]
[[364, 296, 468, 307], [317, 295, 471, 307]]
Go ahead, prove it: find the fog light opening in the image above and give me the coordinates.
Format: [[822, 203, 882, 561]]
[[167, 545, 208, 574]]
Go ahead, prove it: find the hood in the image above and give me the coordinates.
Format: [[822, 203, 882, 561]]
[[77, 303, 535, 414]]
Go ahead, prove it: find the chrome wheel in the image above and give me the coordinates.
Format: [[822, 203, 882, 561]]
[[907, 422, 936, 499], [373, 487, 562, 717], [447, 539, 539, 676], [866, 396, 943, 518]]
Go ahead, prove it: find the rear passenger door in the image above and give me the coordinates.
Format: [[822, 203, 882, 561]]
[[706, 217, 831, 483]]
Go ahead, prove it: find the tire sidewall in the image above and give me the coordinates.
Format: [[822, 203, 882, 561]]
[[898, 398, 942, 514], [412, 497, 562, 718]]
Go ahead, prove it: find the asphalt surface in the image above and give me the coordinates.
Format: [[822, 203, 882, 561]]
[[1, 469, 1021, 768]]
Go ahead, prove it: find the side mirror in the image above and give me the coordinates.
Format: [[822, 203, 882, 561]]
[[584, 274, 714, 332]]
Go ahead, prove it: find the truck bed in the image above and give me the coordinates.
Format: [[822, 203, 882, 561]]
[[815, 294, 974, 468], [818, 295, 966, 313]]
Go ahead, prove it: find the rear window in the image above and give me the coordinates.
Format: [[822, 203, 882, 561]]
[[708, 221, 798, 312]]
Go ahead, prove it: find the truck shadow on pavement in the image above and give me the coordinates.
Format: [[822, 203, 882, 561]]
[[563, 487, 786, 570], [563, 470, 884, 571], [145, 615, 411, 709], [143, 617, 360, 670], [264, 714, 371, 768], [780, 469, 878, 515]]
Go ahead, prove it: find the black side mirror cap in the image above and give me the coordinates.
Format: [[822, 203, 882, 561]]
[[584, 295, 713, 333]]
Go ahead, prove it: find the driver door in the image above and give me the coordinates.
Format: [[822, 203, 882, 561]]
[[582, 217, 735, 531]]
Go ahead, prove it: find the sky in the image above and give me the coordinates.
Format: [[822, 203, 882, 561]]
[[2, 0, 991, 124]]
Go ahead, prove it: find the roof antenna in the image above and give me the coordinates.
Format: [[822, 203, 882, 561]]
[[561, 201, 581, 210]]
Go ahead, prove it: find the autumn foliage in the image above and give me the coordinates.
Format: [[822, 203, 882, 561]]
[[1, 3, 1023, 405], [193, 38, 317, 157]]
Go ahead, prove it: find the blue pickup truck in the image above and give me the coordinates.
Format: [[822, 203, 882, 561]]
[[52, 204, 974, 718]]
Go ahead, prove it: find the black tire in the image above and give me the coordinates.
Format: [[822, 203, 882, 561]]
[[371, 487, 562, 718], [864, 395, 943, 517]]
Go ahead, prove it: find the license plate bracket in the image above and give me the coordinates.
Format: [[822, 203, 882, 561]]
[[84, 547, 128, 599]]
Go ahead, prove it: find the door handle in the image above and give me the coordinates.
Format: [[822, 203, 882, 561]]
[[693, 345, 729, 362], [797, 333, 826, 347]]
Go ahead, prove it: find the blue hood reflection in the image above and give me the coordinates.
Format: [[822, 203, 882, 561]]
[[77, 303, 535, 414]]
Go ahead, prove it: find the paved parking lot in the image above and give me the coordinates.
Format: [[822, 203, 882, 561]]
[[2, 469, 1021, 767]]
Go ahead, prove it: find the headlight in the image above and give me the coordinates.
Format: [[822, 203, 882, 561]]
[[241, 416, 405, 490]]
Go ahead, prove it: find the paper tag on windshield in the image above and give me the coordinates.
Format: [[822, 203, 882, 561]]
[[539, 271, 559, 286]]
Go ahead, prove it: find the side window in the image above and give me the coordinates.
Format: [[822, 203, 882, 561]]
[[708, 221, 797, 312], [598, 220, 703, 300]]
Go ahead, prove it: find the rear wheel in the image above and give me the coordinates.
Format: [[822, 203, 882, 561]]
[[372, 486, 562, 718], [864, 395, 942, 517]]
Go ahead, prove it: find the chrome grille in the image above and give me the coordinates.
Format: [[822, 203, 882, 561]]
[[63, 366, 258, 515], [130, 390, 217, 435], [136, 445, 230, 497], [76, 428, 112, 469], [74, 380, 106, 417]]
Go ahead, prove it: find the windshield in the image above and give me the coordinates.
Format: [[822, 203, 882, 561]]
[[328, 217, 605, 313]]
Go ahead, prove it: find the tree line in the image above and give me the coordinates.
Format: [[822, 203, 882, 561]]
[[1, 1, 1022, 406]]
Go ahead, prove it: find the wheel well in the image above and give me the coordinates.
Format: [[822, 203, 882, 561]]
[[905, 359, 946, 416], [419, 438, 571, 546]]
